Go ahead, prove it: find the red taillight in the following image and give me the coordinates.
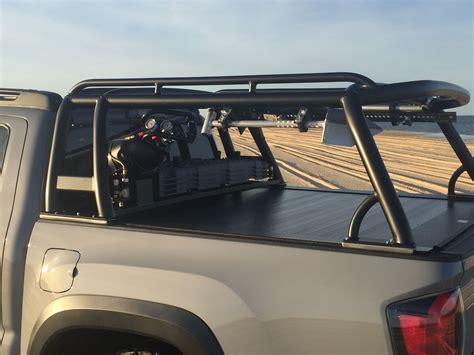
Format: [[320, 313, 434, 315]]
[[387, 289, 463, 355], [398, 314, 428, 354]]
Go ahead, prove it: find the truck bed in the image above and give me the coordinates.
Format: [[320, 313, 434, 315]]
[[121, 186, 474, 250]]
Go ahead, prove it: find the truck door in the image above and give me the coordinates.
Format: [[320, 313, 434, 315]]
[[0, 115, 27, 344]]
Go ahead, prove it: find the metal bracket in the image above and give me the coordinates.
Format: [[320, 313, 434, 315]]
[[201, 109, 217, 136], [389, 103, 399, 126], [154, 82, 162, 95], [295, 107, 309, 132], [402, 115, 413, 126], [342, 239, 415, 254], [347, 194, 379, 241], [217, 109, 232, 131]]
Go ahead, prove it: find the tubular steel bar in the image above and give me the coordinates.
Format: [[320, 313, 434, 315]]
[[213, 120, 322, 129], [248, 127, 283, 181], [45, 96, 73, 213], [70, 72, 377, 94], [66, 81, 470, 112], [217, 128, 239, 159], [74, 91, 347, 109], [347, 194, 379, 241], [93, 97, 115, 219], [448, 166, 467, 197], [438, 122, 474, 180], [341, 92, 415, 247], [356, 80, 470, 110], [447, 165, 474, 201]]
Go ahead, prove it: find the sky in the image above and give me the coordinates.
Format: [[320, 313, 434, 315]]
[[0, 0, 473, 114]]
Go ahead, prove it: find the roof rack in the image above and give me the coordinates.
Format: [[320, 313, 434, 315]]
[[44, 72, 472, 254]]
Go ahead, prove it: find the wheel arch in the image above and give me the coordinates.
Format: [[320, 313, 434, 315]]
[[27, 295, 224, 355]]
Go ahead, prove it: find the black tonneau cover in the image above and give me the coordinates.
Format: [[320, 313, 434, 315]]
[[121, 186, 474, 250]]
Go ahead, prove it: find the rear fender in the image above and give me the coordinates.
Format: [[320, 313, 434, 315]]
[[28, 295, 224, 355]]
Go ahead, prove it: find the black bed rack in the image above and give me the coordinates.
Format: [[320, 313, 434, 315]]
[[44, 72, 473, 254]]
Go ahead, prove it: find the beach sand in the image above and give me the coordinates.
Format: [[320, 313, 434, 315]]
[[228, 128, 474, 195]]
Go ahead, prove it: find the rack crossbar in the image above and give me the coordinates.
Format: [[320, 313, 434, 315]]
[[70, 72, 377, 94]]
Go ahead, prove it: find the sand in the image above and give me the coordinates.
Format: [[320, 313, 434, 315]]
[[227, 128, 474, 195]]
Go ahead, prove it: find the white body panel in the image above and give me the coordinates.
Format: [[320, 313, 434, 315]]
[[22, 221, 463, 355]]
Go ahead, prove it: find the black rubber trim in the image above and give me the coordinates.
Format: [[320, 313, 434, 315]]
[[28, 295, 223, 355]]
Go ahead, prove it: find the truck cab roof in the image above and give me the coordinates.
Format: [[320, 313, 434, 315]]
[[0, 89, 62, 111]]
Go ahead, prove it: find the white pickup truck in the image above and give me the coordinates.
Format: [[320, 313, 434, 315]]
[[0, 72, 472, 355]]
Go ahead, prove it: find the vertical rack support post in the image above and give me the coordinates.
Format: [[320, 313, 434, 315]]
[[93, 96, 115, 219], [248, 127, 283, 181], [342, 91, 415, 247], [45, 96, 73, 213]]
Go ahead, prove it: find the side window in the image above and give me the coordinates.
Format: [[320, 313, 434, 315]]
[[0, 125, 9, 173]]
